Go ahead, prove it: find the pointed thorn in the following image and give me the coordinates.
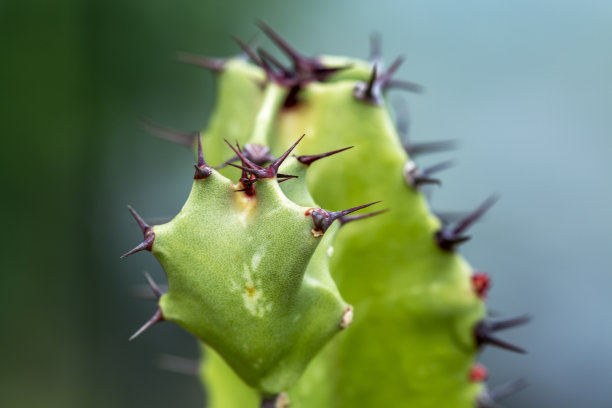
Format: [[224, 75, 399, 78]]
[[369, 32, 382, 63], [120, 234, 155, 259], [415, 177, 442, 187], [127, 205, 150, 233], [256, 21, 340, 84], [475, 316, 530, 354], [312, 64, 353, 80], [311, 201, 381, 233], [129, 308, 163, 341], [423, 160, 455, 176], [140, 119, 197, 148], [353, 64, 382, 104], [268, 134, 305, 175], [454, 195, 499, 235], [365, 64, 378, 98], [435, 195, 499, 251], [488, 315, 532, 332], [223, 139, 261, 170], [258, 48, 291, 75], [256, 20, 302, 65], [334, 201, 382, 219], [276, 173, 298, 179], [339, 209, 389, 226], [176, 52, 225, 72], [132, 283, 169, 300], [122, 206, 155, 258], [382, 56, 405, 81], [386, 78, 424, 93], [233, 36, 263, 67], [479, 332, 526, 354], [404, 160, 453, 189], [227, 162, 259, 174], [297, 146, 354, 166], [143, 272, 163, 299], [194, 134, 212, 179]]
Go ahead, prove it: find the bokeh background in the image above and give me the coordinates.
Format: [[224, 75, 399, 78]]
[[2, 0, 611, 407]]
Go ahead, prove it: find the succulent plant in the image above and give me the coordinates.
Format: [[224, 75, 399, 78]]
[[123, 22, 529, 408]]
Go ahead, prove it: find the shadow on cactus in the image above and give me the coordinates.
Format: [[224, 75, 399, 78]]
[[122, 22, 530, 408]]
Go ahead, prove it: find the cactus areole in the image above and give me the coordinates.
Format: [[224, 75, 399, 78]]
[[122, 22, 528, 408]]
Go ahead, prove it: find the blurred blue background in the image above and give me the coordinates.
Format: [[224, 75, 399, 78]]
[[2, 0, 611, 407]]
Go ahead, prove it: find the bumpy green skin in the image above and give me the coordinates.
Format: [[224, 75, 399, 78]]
[[151, 167, 349, 395], [195, 56, 485, 407]]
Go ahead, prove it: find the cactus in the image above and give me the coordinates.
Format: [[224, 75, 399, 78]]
[[123, 23, 528, 407]]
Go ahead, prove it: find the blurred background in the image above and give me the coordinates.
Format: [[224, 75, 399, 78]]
[[2, 0, 611, 407]]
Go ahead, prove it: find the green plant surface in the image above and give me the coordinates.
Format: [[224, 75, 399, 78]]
[[124, 24, 528, 408]]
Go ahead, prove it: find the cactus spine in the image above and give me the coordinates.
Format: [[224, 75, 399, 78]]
[[123, 23, 528, 407]]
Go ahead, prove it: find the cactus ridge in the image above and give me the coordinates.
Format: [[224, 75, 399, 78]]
[[125, 22, 529, 408], [123, 131, 390, 394]]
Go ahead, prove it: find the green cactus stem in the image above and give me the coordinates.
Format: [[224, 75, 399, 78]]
[[125, 22, 529, 408]]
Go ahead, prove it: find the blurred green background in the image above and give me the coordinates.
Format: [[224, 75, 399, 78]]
[[2, 0, 611, 407]]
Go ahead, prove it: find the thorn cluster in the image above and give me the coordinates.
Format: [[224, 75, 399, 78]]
[[309, 201, 381, 235], [236, 22, 350, 106], [403, 159, 454, 189], [225, 136, 303, 192], [129, 273, 165, 341], [354, 56, 423, 105], [474, 315, 531, 354], [216, 143, 276, 170], [121, 206, 155, 258], [435, 195, 499, 251]]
